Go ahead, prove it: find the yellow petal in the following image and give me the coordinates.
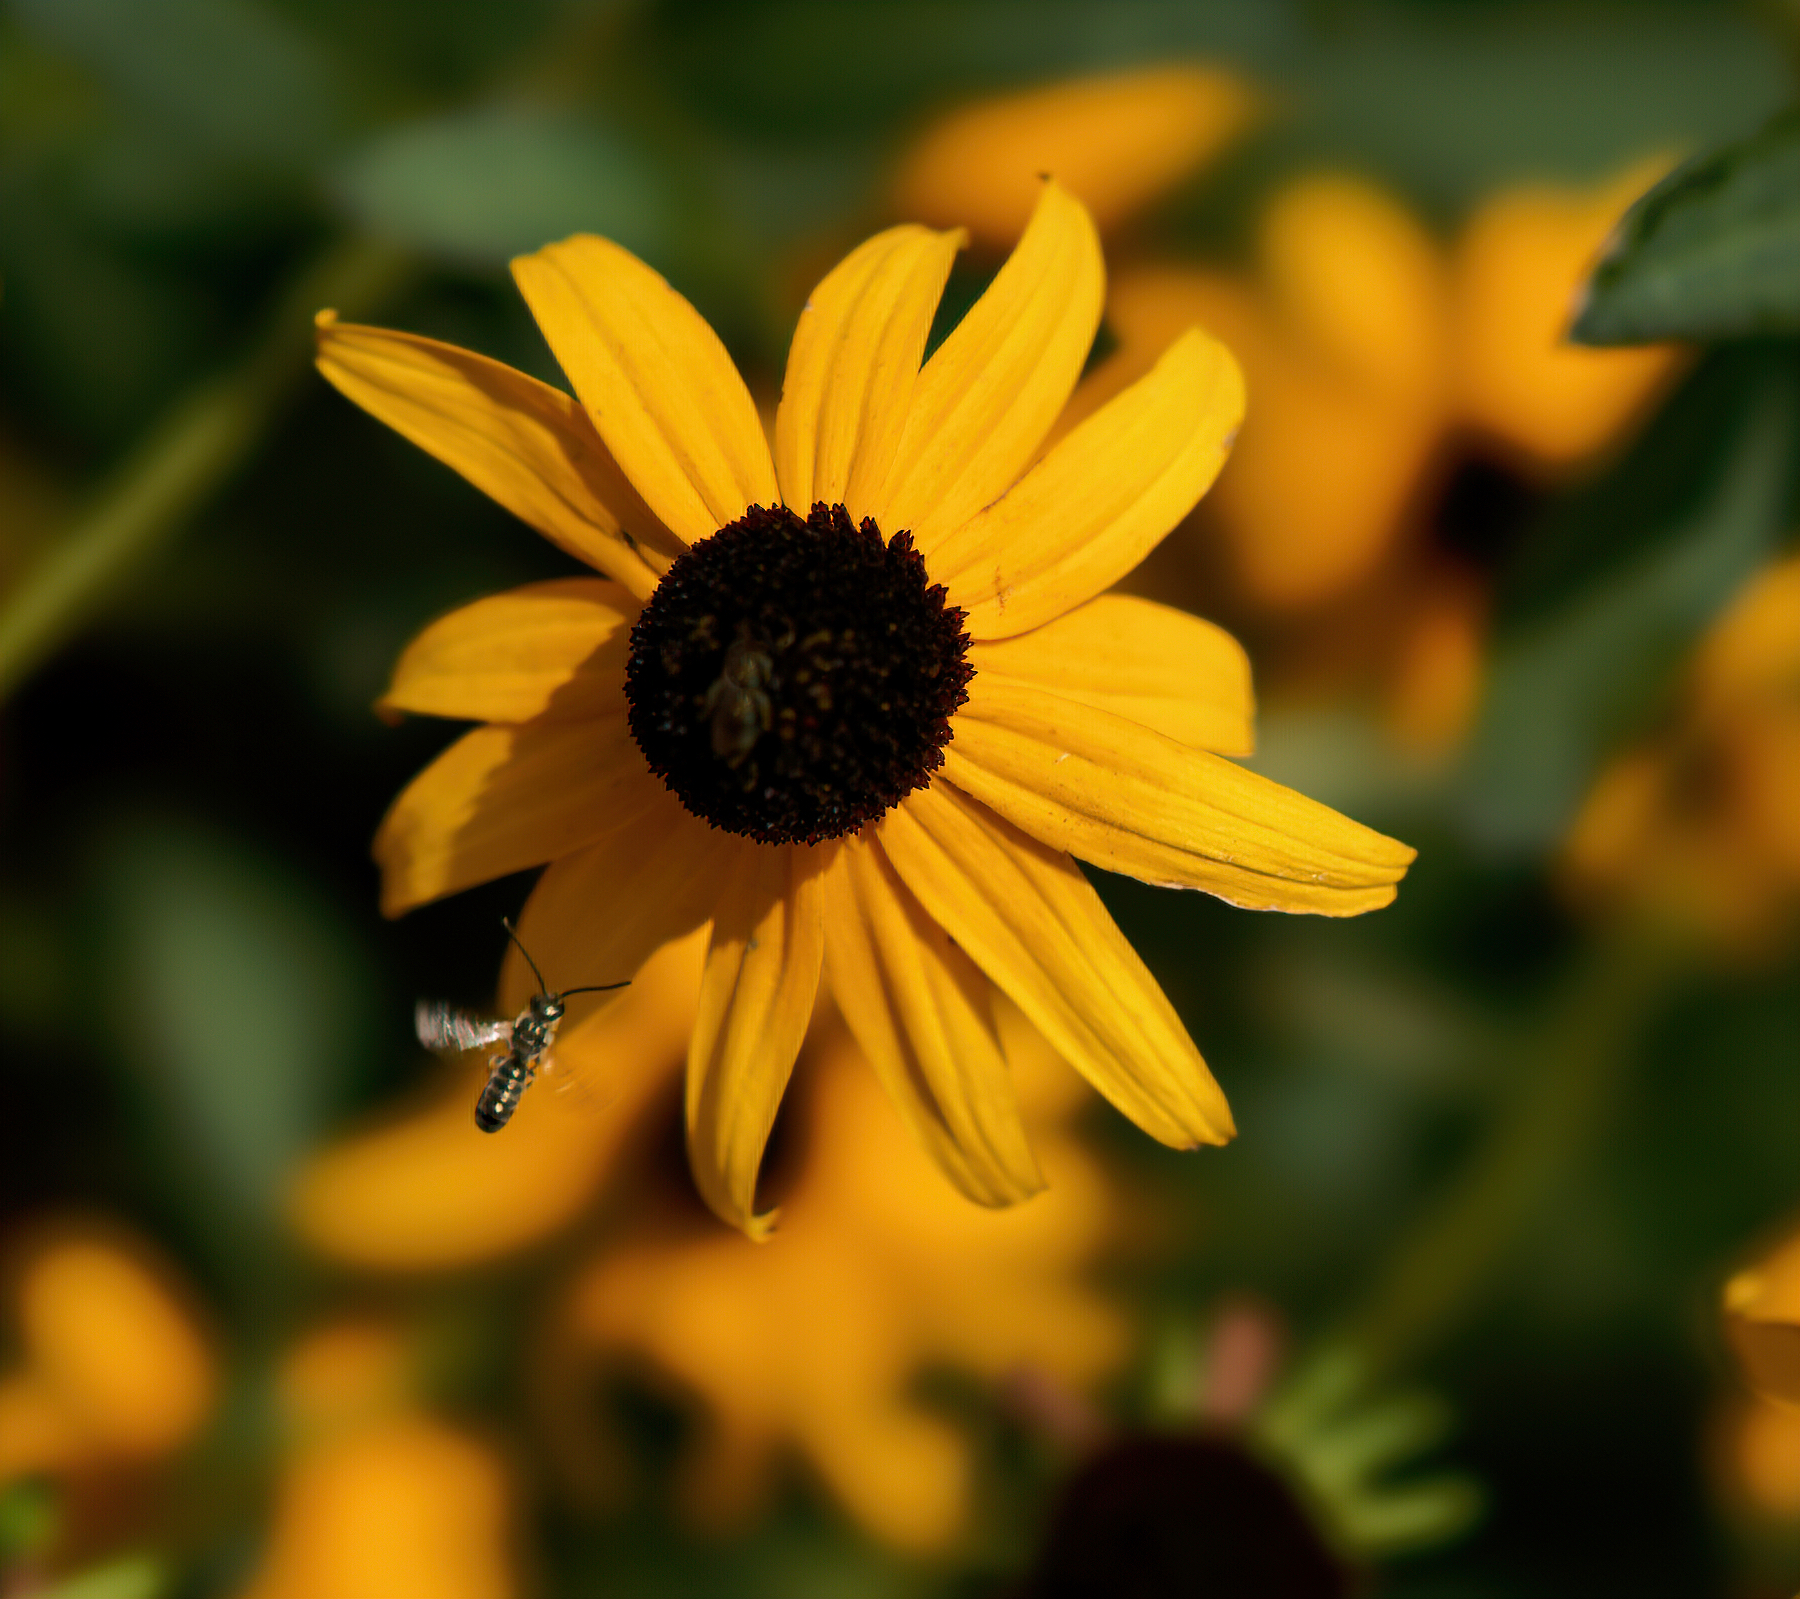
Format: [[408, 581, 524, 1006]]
[[686, 844, 829, 1237], [822, 835, 1044, 1207], [499, 793, 739, 1011], [511, 236, 778, 543], [374, 718, 662, 917], [874, 180, 1104, 553], [892, 65, 1257, 250], [968, 594, 1254, 755], [942, 676, 1414, 913], [775, 225, 964, 519], [879, 784, 1231, 1147], [314, 315, 672, 598], [378, 580, 634, 724], [933, 328, 1244, 638]]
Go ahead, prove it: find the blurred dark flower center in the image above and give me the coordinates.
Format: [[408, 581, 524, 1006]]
[[1016, 1434, 1351, 1599], [624, 502, 973, 845]]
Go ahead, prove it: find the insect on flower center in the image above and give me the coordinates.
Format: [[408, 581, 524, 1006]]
[[624, 502, 974, 845]]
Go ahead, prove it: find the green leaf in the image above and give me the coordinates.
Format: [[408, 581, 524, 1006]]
[[1459, 356, 1799, 852], [334, 107, 668, 269], [1572, 106, 1800, 345]]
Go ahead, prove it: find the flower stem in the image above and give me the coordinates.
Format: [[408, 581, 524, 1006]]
[[1315, 919, 1692, 1382], [0, 235, 412, 701]]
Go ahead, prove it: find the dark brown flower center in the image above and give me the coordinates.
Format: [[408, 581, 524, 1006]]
[[624, 502, 973, 845]]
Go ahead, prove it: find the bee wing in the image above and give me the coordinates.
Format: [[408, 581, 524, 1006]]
[[539, 1049, 619, 1116], [415, 1000, 513, 1055]]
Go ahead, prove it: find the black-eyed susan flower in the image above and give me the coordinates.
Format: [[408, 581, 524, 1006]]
[[317, 180, 1415, 1236]]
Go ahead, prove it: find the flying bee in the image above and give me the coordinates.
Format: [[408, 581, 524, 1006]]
[[702, 623, 775, 766], [415, 919, 629, 1133]]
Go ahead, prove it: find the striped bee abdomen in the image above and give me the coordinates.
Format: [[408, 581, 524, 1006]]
[[474, 1056, 533, 1133]]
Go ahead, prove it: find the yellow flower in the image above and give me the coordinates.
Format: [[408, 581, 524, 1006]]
[[0, 1222, 215, 1483], [549, 1013, 1129, 1551], [1563, 556, 1800, 947], [317, 180, 1414, 1235], [890, 65, 1257, 250]]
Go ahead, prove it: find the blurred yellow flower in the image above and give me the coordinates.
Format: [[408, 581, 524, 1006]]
[[0, 1223, 214, 1482], [236, 1321, 519, 1599], [1563, 556, 1800, 946], [1084, 164, 1682, 619], [891, 64, 1257, 249], [553, 1013, 1129, 1551], [318, 179, 1413, 1235]]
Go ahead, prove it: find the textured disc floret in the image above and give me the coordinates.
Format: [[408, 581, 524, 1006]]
[[625, 503, 974, 845]]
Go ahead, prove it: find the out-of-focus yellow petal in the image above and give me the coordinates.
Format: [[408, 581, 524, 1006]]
[[372, 716, 659, 918], [874, 180, 1104, 553], [892, 65, 1257, 248], [0, 1376, 82, 1478], [561, 1024, 1126, 1551], [498, 797, 736, 1011], [968, 593, 1254, 755], [1728, 1393, 1800, 1518], [935, 328, 1243, 638], [822, 836, 1044, 1206], [278, 1322, 411, 1434], [1214, 349, 1440, 610], [378, 580, 634, 724], [314, 315, 673, 597], [775, 225, 963, 518], [687, 845, 829, 1237], [880, 783, 1231, 1146], [12, 1233, 213, 1461], [1695, 555, 1800, 711], [1384, 569, 1488, 754], [1739, 718, 1800, 882], [1726, 1226, 1800, 1407], [236, 1417, 517, 1599], [1258, 175, 1449, 402], [290, 932, 703, 1271], [511, 235, 778, 542], [944, 675, 1416, 912], [1563, 745, 1665, 883], [1452, 162, 1683, 469]]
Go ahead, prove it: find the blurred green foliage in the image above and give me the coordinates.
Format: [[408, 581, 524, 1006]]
[[1574, 107, 1800, 344], [1, 2, 1798, 1596]]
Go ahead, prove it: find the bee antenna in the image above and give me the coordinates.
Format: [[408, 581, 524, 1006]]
[[500, 917, 549, 996], [559, 981, 631, 997]]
